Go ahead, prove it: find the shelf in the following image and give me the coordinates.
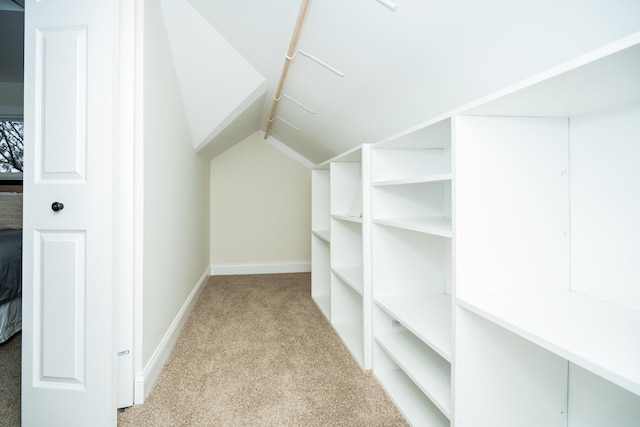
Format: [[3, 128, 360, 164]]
[[371, 146, 451, 183], [375, 117, 451, 149], [458, 291, 640, 396], [331, 213, 363, 223], [375, 294, 452, 361], [332, 266, 364, 295], [333, 320, 364, 367], [312, 295, 331, 320], [376, 331, 451, 418], [373, 173, 452, 187], [374, 369, 450, 427], [312, 229, 330, 242], [464, 39, 640, 119], [374, 217, 452, 238]]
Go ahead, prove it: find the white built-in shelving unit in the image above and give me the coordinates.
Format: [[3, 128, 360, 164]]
[[311, 166, 331, 319], [370, 117, 453, 426], [311, 34, 640, 426], [311, 146, 372, 370], [452, 35, 640, 427]]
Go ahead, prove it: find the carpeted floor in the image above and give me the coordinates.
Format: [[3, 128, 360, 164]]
[[0, 274, 408, 426], [0, 331, 21, 427], [119, 273, 407, 427]]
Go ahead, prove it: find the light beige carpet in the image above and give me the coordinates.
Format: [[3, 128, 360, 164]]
[[118, 273, 408, 427]]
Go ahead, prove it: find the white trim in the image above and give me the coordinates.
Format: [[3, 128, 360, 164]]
[[262, 132, 315, 169], [194, 82, 268, 153], [133, 375, 145, 406], [132, 0, 146, 395], [210, 261, 311, 276], [115, 0, 136, 409], [133, 267, 210, 404]]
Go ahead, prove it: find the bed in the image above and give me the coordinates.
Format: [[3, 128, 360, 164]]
[[0, 191, 22, 344]]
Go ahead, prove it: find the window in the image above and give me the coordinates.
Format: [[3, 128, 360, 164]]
[[0, 120, 23, 172]]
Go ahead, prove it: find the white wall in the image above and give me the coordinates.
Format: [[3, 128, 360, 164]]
[[140, 0, 210, 375], [210, 131, 311, 274]]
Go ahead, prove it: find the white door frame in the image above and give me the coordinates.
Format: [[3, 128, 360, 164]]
[[115, 0, 136, 409]]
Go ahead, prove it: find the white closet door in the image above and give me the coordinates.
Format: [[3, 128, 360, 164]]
[[22, 0, 118, 425]]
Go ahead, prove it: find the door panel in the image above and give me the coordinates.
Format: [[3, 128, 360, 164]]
[[36, 27, 87, 180], [38, 231, 86, 385], [22, 0, 118, 425]]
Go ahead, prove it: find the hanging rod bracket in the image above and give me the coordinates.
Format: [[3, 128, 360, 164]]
[[268, 116, 302, 132], [286, 50, 345, 77], [283, 94, 316, 114]]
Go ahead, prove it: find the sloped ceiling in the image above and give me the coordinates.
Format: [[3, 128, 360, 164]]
[[178, 0, 640, 165], [159, 0, 267, 155]]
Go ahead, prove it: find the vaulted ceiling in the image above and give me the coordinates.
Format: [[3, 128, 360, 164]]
[[171, 0, 640, 165]]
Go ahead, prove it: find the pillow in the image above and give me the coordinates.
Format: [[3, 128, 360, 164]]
[[0, 192, 23, 229]]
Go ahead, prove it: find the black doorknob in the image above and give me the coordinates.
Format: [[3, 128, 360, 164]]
[[51, 202, 64, 212]]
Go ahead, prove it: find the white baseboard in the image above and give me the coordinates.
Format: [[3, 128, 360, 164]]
[[133, 267, 210, 404], [210, 261, 311, 276]]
